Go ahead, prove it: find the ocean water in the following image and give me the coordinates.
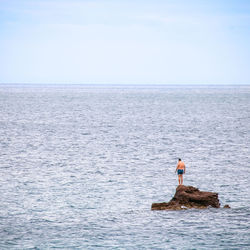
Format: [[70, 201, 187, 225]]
[[0, 84, 249, 249]]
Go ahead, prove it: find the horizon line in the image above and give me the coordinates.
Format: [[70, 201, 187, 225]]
[[1, 82, 250, 86]]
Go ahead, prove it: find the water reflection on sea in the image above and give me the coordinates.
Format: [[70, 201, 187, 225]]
[[0, 84, 249, 249]]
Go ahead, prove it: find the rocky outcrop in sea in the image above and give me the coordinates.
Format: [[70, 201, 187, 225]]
[[151, 185, 222, 210]]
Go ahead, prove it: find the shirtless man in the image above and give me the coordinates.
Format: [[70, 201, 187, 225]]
[[175, 158, 186, 185]]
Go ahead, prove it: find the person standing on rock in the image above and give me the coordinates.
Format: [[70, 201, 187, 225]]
[[175, 158, 186, 185]]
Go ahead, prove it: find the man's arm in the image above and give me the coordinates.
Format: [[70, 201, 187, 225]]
[[184, 164, 186, 174], [175, 163, 179, 173]]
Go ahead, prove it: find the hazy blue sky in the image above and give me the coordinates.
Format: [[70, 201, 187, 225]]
[[0, 0, 250, 84]]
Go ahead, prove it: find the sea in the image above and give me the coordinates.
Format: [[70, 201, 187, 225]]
[[0, 84, 249, 249]]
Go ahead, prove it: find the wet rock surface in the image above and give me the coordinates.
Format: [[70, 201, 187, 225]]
[[151, 185, 220, 210]]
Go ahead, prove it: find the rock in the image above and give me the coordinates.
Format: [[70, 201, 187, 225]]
[[223, 204, 230, 209], [151, 185, 220, 210]]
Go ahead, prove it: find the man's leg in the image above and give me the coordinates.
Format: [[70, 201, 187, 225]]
[[178, 175, 181, 185], [181, 174, 183, 185]]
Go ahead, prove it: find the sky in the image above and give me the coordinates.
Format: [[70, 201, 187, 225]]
[[0, 0, 250, 84]]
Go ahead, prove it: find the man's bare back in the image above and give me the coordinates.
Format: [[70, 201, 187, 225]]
[[177, 161, 185, 171]]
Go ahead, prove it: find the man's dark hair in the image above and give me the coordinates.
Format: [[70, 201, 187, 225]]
[[178, 158, 181, 161]]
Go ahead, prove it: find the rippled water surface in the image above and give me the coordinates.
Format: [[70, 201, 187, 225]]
[[0, 84, 250, 249]]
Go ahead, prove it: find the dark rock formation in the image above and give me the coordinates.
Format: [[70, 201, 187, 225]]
[[223, 204, 230, 209], [151, 185, 220, 210]]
